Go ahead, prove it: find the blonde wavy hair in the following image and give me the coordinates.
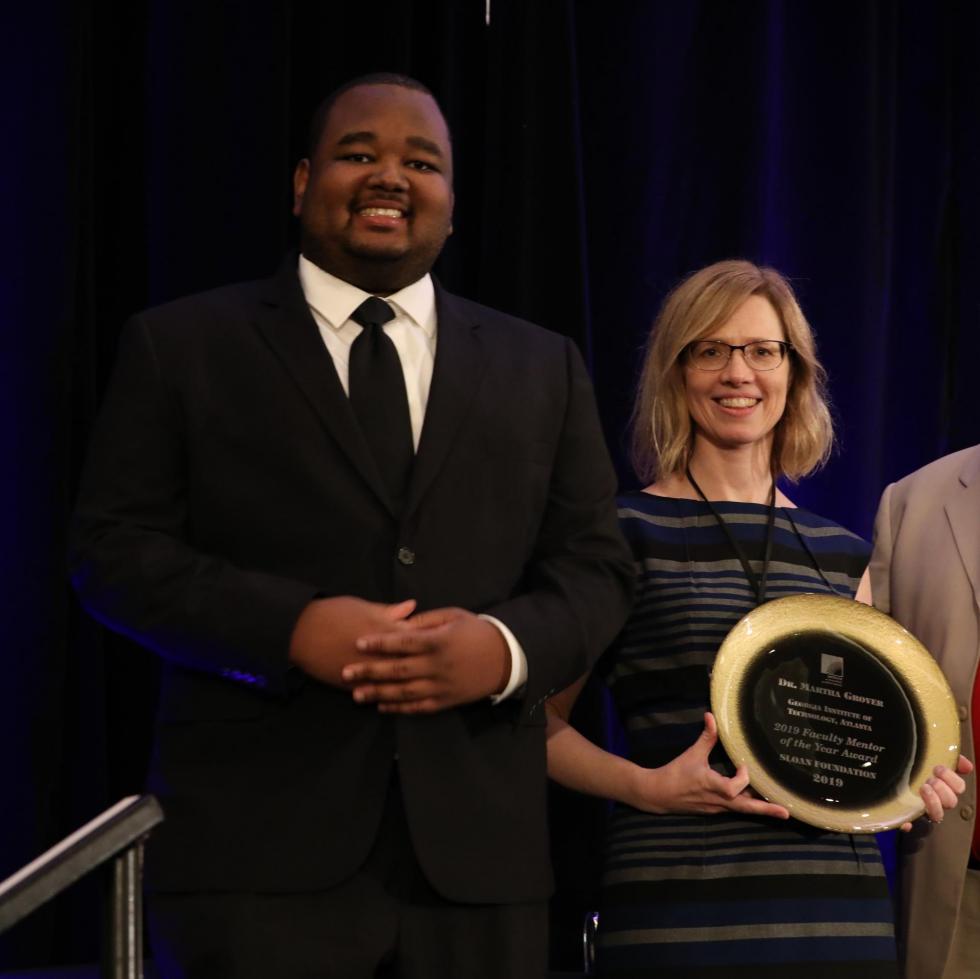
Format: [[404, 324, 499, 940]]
[[630, 260, 834, 484]]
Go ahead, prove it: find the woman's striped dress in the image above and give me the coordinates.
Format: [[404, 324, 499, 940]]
[[596, 492, 897, 978]]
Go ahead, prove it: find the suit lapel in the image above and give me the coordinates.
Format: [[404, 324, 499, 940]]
[[405, 286, 485, 517], [251, 259, 395, 514], [945, 447, 980, 610]]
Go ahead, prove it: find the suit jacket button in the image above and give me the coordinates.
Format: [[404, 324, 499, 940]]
[[960, 805, 974, 821], [397, 547, 416, 566], [958, 704, 968, 722]]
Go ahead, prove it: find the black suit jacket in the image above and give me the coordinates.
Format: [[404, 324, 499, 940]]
[[70, 259, 633, 902]]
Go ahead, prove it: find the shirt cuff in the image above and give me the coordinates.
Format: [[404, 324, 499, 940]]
[[479, 614, 528, 704]]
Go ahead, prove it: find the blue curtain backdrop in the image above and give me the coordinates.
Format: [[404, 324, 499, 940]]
[[1, 0, 978, 970]]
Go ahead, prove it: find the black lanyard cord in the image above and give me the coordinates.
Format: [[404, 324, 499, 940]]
[[782, 507, 843, 596], [685, 466, 777, 607]]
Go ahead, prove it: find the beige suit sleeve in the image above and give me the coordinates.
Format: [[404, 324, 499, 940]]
[[869, 481, 896, 616]]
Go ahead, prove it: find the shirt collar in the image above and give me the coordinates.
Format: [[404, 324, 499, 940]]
[[297, 254, 436, 337]]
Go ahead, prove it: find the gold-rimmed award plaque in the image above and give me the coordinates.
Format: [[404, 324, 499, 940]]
[[710, 594, 960, 833]]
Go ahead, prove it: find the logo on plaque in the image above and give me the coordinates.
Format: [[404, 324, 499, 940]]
[[820, 653, 843, 687]]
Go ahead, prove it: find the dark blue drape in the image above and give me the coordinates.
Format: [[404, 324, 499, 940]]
[[577, 1, 980, 535], [2, 0, 977, 970]]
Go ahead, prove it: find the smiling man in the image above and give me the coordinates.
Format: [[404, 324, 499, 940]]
[[294, 80, 454, 293], [70, 74, 633, 978]]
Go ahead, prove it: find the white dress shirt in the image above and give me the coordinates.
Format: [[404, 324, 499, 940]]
[[297, 256, 527, 701]]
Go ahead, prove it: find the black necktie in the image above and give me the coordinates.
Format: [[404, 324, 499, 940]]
[[348, 296, 414, 505]]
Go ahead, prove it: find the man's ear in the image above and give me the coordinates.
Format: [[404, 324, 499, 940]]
[[292, 160, 310, 217]]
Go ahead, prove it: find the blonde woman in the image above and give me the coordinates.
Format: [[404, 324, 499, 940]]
[[547, 260, 967, 978]]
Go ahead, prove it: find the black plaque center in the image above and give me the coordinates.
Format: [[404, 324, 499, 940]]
[[739, 631, 918, 808]]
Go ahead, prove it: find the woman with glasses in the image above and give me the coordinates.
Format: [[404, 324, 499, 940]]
[[546, 260, 966, 978]]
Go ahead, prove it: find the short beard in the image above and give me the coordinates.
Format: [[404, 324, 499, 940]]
[[299, 232, 440, 295]]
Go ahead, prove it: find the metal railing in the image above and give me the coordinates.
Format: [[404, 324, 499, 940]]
[[583, 909, 599, 975], [0, 795, 164, 979]]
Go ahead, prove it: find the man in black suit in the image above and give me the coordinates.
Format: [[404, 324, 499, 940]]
[[70, 74, 632, 978]]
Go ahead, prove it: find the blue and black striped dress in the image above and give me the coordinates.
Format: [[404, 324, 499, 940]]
[[596, 492, 897, 978]]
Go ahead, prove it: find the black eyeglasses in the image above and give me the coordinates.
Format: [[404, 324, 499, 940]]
[[686, 339, 792, 372]]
